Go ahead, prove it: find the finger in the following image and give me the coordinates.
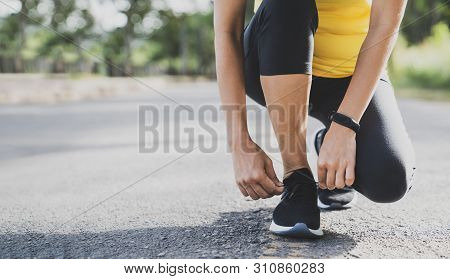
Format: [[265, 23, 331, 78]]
[[260, 176, 283, 196], [318, 180, 327, 190], [326, 169, 336, 190], [265, 160, 283, 187], [317, 163, 327, 189], [345, 163, 356, 186], [335, 167, 346, 189], [245, 186, 259, 200], [237, 184, 249, 197], [250, 184, 271, 199]]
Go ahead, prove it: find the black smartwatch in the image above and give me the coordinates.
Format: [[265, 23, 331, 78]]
[[329, 111, 360, 134]]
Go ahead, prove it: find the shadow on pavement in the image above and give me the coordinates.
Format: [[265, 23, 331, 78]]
[[0, 209, 356, 259]]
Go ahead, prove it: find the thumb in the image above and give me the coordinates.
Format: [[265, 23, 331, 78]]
[[265, 159, 283, 186]]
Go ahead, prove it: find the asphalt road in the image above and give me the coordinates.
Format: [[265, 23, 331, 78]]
[[0, 81, 449, 258]]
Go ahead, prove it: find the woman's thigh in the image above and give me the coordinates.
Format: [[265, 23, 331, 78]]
[[244, 0, 318, 106], [310, 76, 416, 203]]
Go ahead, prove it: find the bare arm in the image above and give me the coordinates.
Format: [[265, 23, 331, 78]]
[[213, 0, 248, 146], [337, 0, 408, 121], [318, 0, 408, 189], [214, 0, 283, 199]]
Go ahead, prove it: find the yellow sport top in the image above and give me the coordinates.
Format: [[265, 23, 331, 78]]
[[254, 0, 372, 78]]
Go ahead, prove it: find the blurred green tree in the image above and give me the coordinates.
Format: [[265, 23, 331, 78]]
[[149, 9, 182, 74], [0, 0, 42, 72], [150, 10, 215, 75], [39, 0, 94, 73], [402, 0, 449, 44], [189, 12, 215, 75], [102, 0, 152, 76]]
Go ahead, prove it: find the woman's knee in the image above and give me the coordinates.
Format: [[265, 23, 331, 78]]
[[358, 157, 412, 203]]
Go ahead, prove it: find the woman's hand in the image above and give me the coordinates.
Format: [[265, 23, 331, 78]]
[[317, 123, 356, 190], [232, 138, 284, 200]]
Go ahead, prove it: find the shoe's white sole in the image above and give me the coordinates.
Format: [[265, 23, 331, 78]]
[[317, 192, 358, 210], [269, 221, 323, 238]]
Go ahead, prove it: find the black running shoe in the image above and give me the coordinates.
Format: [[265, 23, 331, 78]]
[[314, 128, 327, 155], [314, 128, 357, 210], [269, 168, 323, 238], [318, 187, 357, 209]]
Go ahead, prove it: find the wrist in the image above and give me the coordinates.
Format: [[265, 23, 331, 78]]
[[336, 110, 360, 123], [228, 132, 252, 152], [330, 111, 360, 134], [329, 122, 356, 138]]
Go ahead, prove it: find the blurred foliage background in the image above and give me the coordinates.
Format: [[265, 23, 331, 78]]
[[0, 0, 448, 93], [0, 0, 215, 76]]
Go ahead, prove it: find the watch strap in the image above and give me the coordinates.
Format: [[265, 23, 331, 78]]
[[330, 111, 360, 133]]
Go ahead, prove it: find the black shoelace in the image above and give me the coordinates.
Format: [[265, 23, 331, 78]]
[[282, 171, 318, 201]]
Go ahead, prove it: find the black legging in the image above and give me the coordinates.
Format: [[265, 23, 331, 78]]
[[244, 0, 416, 203]]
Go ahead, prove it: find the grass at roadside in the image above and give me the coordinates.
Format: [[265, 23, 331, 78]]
[[396, 87, 450, 102], [389, 24, 449, 99]]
